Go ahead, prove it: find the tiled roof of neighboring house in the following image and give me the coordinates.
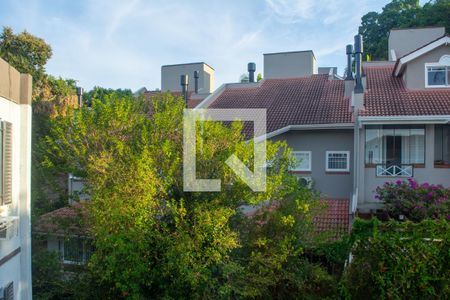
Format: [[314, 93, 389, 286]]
[[208, 75, 353, 134], [313, 198, 350, 237], [34, 203, 89, 236], [362, 65, 450, 116], [143, 91, 206, 108]]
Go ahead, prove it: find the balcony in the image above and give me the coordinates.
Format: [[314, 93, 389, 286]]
[[376, 164, 413, 177]]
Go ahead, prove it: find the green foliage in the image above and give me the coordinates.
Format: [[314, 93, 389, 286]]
[[341, 219, 450, 299], [83, 86, 133, 106], [359, 0, 450, 60], [375, 178, 450, 222], [41, 92, 330, 298], [257, 73, 263, 82], [0, 26, 52, 82]]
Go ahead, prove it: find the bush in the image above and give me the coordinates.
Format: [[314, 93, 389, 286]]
[[375, 178, 450, 222], [341, 219, 450, 299]]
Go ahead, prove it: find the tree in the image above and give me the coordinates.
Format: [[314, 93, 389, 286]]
[[42, 92, 325, 298], [359, 0, 450, 61], [0, 26, 52, 83]]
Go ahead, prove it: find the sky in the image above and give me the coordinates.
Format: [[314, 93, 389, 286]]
[[0, 0, 427, 91]]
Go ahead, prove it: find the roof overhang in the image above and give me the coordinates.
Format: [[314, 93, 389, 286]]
[[254, 123, 354, 142], [393, 36, 450, 77], [358, 115, 450, 125]]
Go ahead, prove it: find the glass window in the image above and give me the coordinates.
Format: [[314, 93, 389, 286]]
[[365, 125, 425, 165], [326, 151, 350, 172], [291, 151, 311, 171], [435, 125, 450, 165], [62, 238, 93, 264], [427, 66, 449, 86]]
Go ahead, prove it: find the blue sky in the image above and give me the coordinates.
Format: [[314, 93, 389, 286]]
[[0, 0, 427, 91]]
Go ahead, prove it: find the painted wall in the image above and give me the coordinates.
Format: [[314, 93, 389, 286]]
[[358, 124, 450, 212], [263, 51, 317, 79], [404, 45, 450, 89], [0, 57, 32, 300], [161, 62, 214, 93], [388, 27, 445, 60], [271, 129, 354, 199]]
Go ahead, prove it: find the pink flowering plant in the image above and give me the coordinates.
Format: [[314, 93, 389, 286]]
[[375, 178, 450, 222]]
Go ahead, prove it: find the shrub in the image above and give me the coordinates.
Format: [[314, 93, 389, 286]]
[[341, 219, 450, 299], [375, 178, 450, 222]]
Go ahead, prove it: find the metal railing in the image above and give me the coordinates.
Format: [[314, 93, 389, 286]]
[[376, 164, 413, 177]]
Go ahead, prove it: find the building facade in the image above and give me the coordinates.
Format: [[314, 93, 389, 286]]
[[0, 58, 32, 300]]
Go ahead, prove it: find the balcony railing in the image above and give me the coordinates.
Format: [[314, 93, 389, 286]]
[[376, 164, 413, 177]]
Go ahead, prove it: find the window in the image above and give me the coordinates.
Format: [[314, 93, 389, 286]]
[[435, 124, 450, 165], [426, 64, 450, 87], [326, 151, 350, 172], [3, 281, 13, 300], [60, 238, 94, 264], [290, 151, 311, 171], [365, 125, 425, 165], [0, 121, 12, 206]]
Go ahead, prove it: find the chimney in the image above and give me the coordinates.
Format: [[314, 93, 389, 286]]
[[76, 86, 84, 107], [248, 62, 256, 82], [344, 45, 355, 98], [194, 71, 199, 94], [345, 45, 354, 80], [180, 74, 189, 104], [354, 35, 364, 94]]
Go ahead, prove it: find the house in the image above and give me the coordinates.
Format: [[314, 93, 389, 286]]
[[196, 27, 450, 219], [0, 58, 33, 299]]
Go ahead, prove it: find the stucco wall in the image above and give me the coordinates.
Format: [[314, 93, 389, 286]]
[[271, 129, 354, 199], [0, 57, 32, 300], [359, 124, 450, 212], [161, 62, 214, 93], [263, 51, 317, 79], [404, 45, 450, 89], [388, 27, 445, 61]]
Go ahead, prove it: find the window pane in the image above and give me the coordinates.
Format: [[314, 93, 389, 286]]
[[427, 67, 446, 86], [292, 152, 310, 170], [409, 128, 425, 164], [435, 125, 450, 164], [365, 128, 381, 164], [327, 152, 348, 170], [64, 238, 84, 263]]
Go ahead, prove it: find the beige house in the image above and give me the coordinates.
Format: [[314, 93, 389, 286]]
[[0, 58, 33, 300]]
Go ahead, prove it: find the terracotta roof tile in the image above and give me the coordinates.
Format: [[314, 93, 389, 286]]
[[34, 203, 89, 236], [209, 75, 353, 133], [362, 66, 450, 116], [313, 198, 350, 237]]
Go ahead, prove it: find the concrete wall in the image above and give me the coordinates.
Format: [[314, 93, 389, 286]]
[[271, 129, 354, 199], [161, 62, 214, 93], [264, 51, 317, 79], [388, 27, 445, 61], [358, 124, 450, 212], [0, 57, 32, 300], [404, 45, 450, 89]]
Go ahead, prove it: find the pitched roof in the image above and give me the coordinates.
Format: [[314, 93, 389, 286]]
[[34, 203, 90, 236], [362, 65, 450, 116], [207, 75, 353, 134], [313, 198, 350, 237]]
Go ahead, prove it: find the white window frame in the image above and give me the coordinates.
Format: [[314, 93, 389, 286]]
[[326, 151, 350, 172], [291, 151, 312, 172], [425, 62, 449, 88]]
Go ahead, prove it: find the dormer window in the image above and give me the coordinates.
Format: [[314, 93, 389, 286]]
[[425, 56, 450, 88]]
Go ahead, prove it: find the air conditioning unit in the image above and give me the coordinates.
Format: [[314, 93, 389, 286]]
[[299, 176, 314, 189], [0, 217, 18, 240]]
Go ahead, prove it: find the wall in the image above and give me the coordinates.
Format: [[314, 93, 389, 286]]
[[161, 62, 214, 93], [388, 27, 445, 60], [271, 129, 354, 199], [404, 45, 450, 89], [359, 124, 450, 212], [263, 51, 317, 79], [0, 57, 32, 300]]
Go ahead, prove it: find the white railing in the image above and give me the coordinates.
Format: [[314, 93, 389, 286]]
[[376, 164, 413, 177]]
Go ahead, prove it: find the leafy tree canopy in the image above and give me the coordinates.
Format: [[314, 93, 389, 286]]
[[359, 0, 450, 60]]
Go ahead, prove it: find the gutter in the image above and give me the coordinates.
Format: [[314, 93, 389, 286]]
[[358, 115, 450, 125]]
